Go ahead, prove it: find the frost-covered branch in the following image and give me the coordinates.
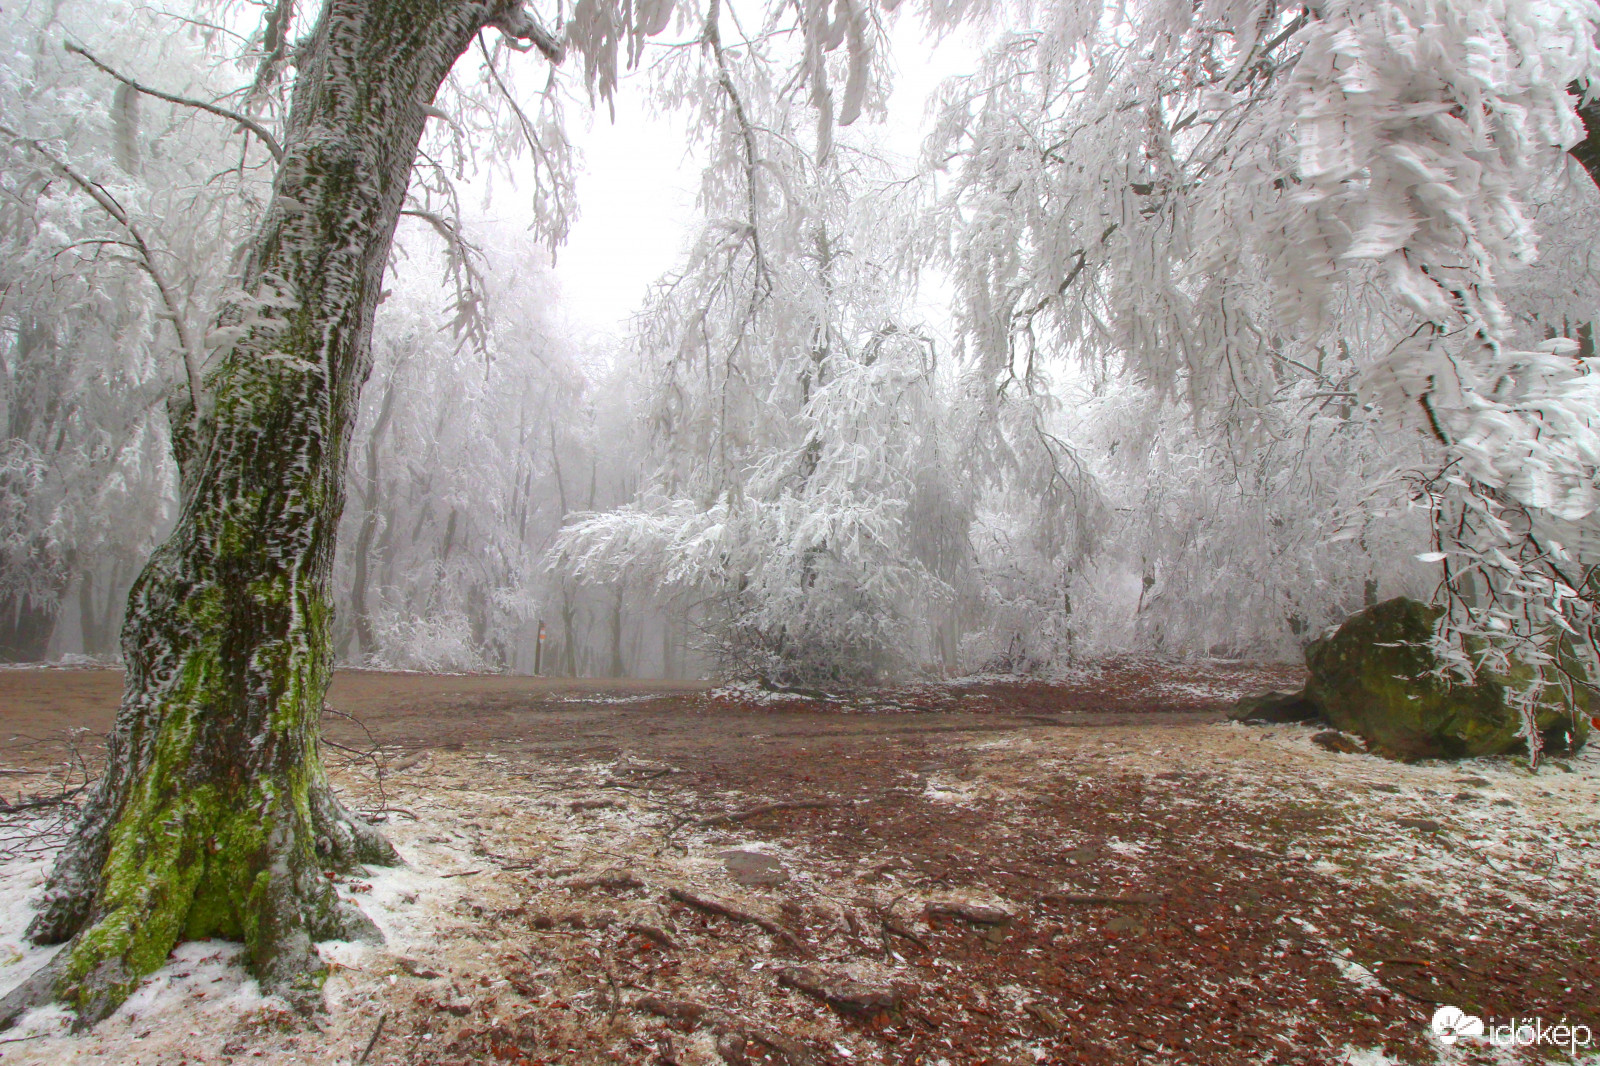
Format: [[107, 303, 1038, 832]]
[[0, 123, 204, 422], [703, 0, 769, 288], [489, 3, 566, 63], [65, 41, 284, 162]]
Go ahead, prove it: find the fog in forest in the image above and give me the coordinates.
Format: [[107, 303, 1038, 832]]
[[4, 0, 1599, 692]]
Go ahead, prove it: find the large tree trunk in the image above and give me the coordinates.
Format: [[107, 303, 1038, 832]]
[[0, 0, 527, 1029]]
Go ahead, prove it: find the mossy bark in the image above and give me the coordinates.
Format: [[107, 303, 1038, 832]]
[[0, 0, 512, 1029]]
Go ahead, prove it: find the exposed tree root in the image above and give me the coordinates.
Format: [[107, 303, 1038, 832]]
[[693, 800, 840, 827], [667, 887, 807, 953], [2, 767, 393, 1031], [635, 995, 815, 1066]]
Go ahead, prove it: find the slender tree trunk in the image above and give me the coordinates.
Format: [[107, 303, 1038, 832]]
[[1, 0, 524, 1029], [76, 569, 98, 657], [80, 558, 131, 658], [344, 377, 397, 660], [609, 585, 626, 677], [0, 589, 59, 663]]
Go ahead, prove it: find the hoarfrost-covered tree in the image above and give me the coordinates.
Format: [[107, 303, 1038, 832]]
[[0, 0, 902, 1027], [0, 0, 256, 661], [553, 5, 977, 686], [0, 0, 575, 1028], [932, 0, 1600, 725]]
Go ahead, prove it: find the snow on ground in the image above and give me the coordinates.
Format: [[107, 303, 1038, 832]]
[[0, 818, 488, 1065], [0, 841, 62, 1002], [0, 705, 1593, 1063]]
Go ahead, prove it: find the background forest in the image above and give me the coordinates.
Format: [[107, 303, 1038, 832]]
[[4, 0, 1599, 689]]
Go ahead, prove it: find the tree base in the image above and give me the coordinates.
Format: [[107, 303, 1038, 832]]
[[1, 778, 395, 1032]]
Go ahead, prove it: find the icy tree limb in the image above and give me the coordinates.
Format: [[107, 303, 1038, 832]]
[[489, 4, 565, 63], [65, 42, 285, 163], [0, 123, 205, 423]]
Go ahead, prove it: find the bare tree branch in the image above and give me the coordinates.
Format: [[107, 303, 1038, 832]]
[[65, 41, 285, 162], [0, 123, 205, 420]]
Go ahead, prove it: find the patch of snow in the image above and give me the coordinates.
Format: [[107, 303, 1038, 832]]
[[1155, 680, 1248, 701], [6, 1003, 72, 1040], [921, 777, 978, 805], [117, 940, 286, 1021], [0, 846, 63, 1000]]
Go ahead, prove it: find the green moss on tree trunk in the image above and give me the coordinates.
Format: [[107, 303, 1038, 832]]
[[0, 0, 511, 1030]]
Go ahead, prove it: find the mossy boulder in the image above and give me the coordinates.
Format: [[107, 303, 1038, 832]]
[[1303, 597, 1591, 760]]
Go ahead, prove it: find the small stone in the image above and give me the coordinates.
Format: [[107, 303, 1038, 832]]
[[776, 965, 900, 1017], [925, 899, 1014, 925], [1105, 914, 1146, 935], [1311, 730, 1364, 754], [1451, 791, 1480, 804], [1026, 1002, 1067, 1032], [1396, 817, 1442, 833], [719, 850, 789, 886], [635, 996, 715, 1025], [395, 957, 443, 979]]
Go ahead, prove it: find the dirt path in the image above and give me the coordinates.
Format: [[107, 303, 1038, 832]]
[[0, 662, 1594, 1065]]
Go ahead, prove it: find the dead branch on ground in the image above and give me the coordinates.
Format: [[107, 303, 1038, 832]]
[[667, 887, 807, 953]]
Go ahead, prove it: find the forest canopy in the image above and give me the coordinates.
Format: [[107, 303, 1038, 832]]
[[2, 0, 1598, 685]]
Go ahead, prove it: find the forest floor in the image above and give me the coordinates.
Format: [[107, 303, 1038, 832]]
[[0, 662, 1595, 1066]]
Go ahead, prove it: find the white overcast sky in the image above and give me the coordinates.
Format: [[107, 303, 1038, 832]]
[[544, 16, 978, 340]]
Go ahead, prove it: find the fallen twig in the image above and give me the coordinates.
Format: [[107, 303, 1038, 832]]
[[694, 800, 839, 828], [357, 1011, 387, 1064], [667, 887, 806, 952], [1040, 892, 1160, 907], [924, 900, 1014, 925], [322, 705, 389, 813], [564, 870, 645, 891], [625, 923, 679, 950], [0, 785, 85, 813], [635, 995, 715, 1025], [876, 911, 928, 949]]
